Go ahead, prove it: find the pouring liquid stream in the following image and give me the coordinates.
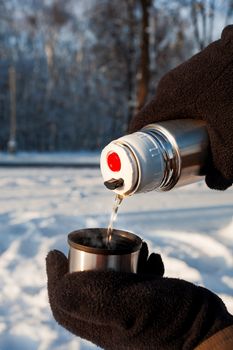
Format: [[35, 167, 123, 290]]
[[107, 194, 124, 247]]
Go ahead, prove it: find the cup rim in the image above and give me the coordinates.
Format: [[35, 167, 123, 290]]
[[68, 228, 142, 255]]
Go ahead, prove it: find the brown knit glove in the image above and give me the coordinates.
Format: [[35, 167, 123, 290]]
[[130, 26, 233, 190], [46, 246, 233, 350]]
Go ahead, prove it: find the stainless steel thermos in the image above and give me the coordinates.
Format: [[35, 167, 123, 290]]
[[100, 119, 209, 196]]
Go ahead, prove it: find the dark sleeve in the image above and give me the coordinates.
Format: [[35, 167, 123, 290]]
[[194, 325, 233, 350]]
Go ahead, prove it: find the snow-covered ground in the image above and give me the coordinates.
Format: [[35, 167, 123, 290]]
[[0, 167, 232, 350]]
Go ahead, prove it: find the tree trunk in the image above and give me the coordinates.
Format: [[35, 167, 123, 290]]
[[125, 0, 137, 130], [8, 66, 17, 153], [135, 0, 151, 115]]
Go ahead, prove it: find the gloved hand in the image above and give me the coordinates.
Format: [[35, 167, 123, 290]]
[[46, 244, 233, 350], [129, 25, 233, 190]]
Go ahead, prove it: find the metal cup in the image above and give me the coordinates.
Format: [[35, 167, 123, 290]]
[[68, 228, 142, 273]]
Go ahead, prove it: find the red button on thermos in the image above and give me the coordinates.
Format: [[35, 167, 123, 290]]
[[107, 151, 121, 172]]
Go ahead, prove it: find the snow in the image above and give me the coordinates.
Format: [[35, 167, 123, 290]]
[[0, 166, 232, 350]]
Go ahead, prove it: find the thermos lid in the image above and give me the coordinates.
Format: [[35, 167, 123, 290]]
[[100, 141, 138, 195], [101, 131, 165, 195]]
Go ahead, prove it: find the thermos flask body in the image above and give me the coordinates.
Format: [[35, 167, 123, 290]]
[[100, 119, 209, 196]]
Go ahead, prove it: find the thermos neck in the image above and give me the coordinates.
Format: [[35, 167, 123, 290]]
[[143, 126, 181, 191]]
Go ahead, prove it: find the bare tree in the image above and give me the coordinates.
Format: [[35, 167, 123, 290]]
[[7, 66, 17, 153], [190, 0, 218, 50], [225, 0, 233, 24], [135, 0, 152, 114], [125, 0, 138, 129]]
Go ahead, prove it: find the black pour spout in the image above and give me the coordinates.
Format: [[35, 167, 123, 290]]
[[104, 178, 124, 190]]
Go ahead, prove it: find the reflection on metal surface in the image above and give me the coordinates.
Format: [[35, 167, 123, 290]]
[[68, 228, 142, 273]]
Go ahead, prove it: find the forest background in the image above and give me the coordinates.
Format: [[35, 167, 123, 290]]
[[0, 0, 233, 152]]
